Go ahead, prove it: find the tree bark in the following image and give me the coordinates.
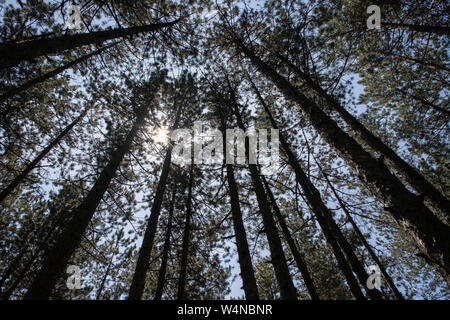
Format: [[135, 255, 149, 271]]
[[233, 39, 450, 284], [278, 54, 450, 223], [0, 109, 87, 205], [261, 176, 320, 300], [154, 186, 176, 300], [220, 114, 260, 300], [228, 91, 298, 300], [23, 107, 147, 300], [247, 75, 366, 299], [177, 166, 194, 300], [0, 20, 179, 69]]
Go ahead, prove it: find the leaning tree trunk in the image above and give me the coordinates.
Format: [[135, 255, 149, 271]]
[[0, 20, 180, 69], [176, 167, 194, 300], [2, 214, 65, 300], [316, 160, 405, 300], [128, 103, 183, 300], [23, 107, 147, 300], [319, 198, 384, 300], [396, 88, 450, 117], [381, 22, 450, 36], [278, 54, 450, 224], [220, 114, 260, 300], [393, 54, 450, 74], [154, 186, 176, 300], [0, 41, 120, 104], [0, 246, 26, 291], [234, 38, 450, 284], [94, 232, 120, 300], [0, 109, 87, 205], [0, 204, 65, 291], [95, 261, 113, 300], [261, 176, 319, 300], [247, 76, 366, 299], [227, 91, 298, 300]]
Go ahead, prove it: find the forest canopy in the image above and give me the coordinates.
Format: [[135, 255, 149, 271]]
[[0, 0, 449, 300]]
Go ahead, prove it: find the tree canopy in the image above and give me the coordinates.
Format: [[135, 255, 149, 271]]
[[0, 0, 448, 300]]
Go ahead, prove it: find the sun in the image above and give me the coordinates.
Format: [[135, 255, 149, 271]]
[[153, 127, 170, 144]]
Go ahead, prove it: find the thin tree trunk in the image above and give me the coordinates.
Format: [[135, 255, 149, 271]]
[[95, 262, 112, 300], [0, 244, 29, 290], [220, 114, 260, 300], [1, 222, 58, 300], [396, 88, 450, 117], [1, 211, 63, 300], [0, 20, 180, 69], [278, 54, 450, 223], [246, 163, 298, 300], [0, 109, 87, 204], [154, 186, 176, 300], [0, 206, 64, 291], [319, 198, 384, 300], [234, 39, 450, 283], [394, 54, 450, 74], [96, 239, 119, 300], [0, 41, 120, 104], [227, 91, 298, 300], [247, 75, 366, 299], [382, 22, 450, 36], [128, 147, 173, 300], [177, 166, 194, 300], [261, 176, 320, 300], [317, 160, 405, 300], [128, 103, 183, 300], [23, 107, 147, 300]]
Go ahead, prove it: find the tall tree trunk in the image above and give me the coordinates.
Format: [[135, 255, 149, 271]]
[[247, 75, 366, 299], [261, 176, 319, 300], [128, 103, 183, 300], [316, 159, 405, 300], [320, 198, 384, 300], [381, 22, 450, 36], [0, 109, 87, 205], [0, 42, 120, 104], [227, 91, 298, 300], [177, 167, 194, 300], [154, 186, 176, 300], [23, 108, 146, 300], [278, 54, 450, 223], [0, 20, 180, 69], [234, 38, 450, 283], [220, 114, 260, 300]]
